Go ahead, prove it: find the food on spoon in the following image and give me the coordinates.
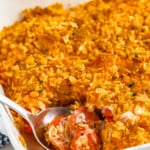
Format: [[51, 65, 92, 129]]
[[70, 128, 101, 150], [68, 107, 99, 134], [45, 107, 101, 150], [45, 116, 70, 150]]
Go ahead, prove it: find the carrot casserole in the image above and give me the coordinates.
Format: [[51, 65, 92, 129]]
[[0, 0, 150, 149]]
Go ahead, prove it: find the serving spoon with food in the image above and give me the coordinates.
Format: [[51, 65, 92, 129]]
[[0, 86, 70, 150]]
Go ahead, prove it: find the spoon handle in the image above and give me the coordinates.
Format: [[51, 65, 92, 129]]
[[0, 94, 30, 121]]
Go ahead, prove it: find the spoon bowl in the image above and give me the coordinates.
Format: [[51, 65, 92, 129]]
[[28, 107, 70, 150], [0, 91, 70, 150]]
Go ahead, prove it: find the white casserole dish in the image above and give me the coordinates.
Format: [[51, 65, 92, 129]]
[[0, 0, 150, 150]]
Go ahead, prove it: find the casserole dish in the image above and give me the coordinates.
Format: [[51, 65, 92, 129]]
[[0, 0, 150, 150]]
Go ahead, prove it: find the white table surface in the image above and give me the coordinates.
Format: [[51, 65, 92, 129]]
[[0, 115, 14, 150], [0, 145, 14, 150]]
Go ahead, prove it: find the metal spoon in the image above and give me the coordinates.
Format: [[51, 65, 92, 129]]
[[0, 94, 70, 150]]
